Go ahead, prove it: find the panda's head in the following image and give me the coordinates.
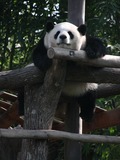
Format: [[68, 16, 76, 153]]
[[44, 22, 86, 51]]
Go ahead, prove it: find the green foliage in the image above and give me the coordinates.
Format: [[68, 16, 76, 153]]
[[82, 126, 120, 160], [0, 0, 67, 70], [86, 0, 120, 45]]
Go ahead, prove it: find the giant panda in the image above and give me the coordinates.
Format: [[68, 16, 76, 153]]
[[32, 22, 106, 122]]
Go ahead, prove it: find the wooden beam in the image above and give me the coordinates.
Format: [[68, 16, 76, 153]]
[[18, 60, 66, 159], [97, 84, 120, 98], [0, 102, 23, 128], [0, 91, 17, 102], [83, 108, 120, 133], [66, 66, 120, 84], [0, 65, 44, 90], [0, 129, 120, 144], [2, 63, 120, 91], [68, 0, 85, 25], [0, 100, 11, 109], [47, 47, 120, 68], [64, 101, 81, 160]]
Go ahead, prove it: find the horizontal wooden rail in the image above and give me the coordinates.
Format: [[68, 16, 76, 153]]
[[47, 47, 120, 68], [0, 129, 120, 144]]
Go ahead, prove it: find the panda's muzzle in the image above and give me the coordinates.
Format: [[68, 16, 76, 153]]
[[57, 34, 70, 45], [59, 34, 67, 40]]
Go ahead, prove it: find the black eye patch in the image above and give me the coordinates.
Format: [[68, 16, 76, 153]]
[[54, 31, 60, 39], [68, 31, 74, 39]]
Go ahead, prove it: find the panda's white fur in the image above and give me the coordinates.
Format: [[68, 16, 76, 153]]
[[63, 82, 98, 97], [44, 22, 86, 51], [44, 22, 97, 97]]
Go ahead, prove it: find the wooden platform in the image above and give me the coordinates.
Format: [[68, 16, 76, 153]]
[[0, 91, 120, 132], [0, 91, 23, 128]]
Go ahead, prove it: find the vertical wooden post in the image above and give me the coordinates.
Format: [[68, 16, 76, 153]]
[[64, 100, 82, 160], [64, 0, 85, 160], [18, 60, 66, 160], [68, 0, 85, 26]]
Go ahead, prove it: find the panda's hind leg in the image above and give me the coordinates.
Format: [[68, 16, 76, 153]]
[[77, 90, 96, 122]]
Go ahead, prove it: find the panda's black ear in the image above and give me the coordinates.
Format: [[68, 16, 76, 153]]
[[46, 21, 54, 32], [78, 24, 86, 35]]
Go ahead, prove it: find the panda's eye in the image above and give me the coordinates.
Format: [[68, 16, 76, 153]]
[[68, 31, 74, 39], [54, 31, 60, 39]]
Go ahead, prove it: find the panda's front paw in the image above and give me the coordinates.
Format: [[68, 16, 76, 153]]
[[85, 47, 105, 59], [85, 48, 99, 59]]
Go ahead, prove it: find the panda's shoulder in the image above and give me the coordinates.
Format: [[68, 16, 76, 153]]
[[86, 35, 104, 46]]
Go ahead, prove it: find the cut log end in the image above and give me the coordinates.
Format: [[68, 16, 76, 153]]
[[47, 48, 55, 59]]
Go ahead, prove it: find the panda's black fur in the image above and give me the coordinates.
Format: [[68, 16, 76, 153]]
[[20, 22, 106, 122]]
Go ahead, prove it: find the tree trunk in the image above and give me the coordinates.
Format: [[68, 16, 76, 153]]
[[18, 60, 66, 160]]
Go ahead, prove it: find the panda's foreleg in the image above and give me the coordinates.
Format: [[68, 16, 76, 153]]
[[77, 90, 96, 122], [33, 53, 52, 71], [32, 37, 52, 71], [85, 37, 106, 59], [32, 48, 52, 71]]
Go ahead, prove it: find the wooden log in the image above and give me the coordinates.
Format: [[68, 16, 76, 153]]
[[68, 0, 85, 25], [64, 100, 81, 160], [97, 84, 120, 98], [0, 64, 44, 90], [66, 66, 120, 84], [0, 129, 120, 144], [18, 59, 66, 160], [1, 65, 120, 90], [1, 65, 120, 99], [47, 47, 120, 68], [0, 101, 23, 128]]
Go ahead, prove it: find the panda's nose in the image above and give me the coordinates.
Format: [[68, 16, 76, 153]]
[[59, 35, 67, 40]]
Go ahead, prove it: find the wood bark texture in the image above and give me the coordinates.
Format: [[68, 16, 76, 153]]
[[18, 60, 66, 160]]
